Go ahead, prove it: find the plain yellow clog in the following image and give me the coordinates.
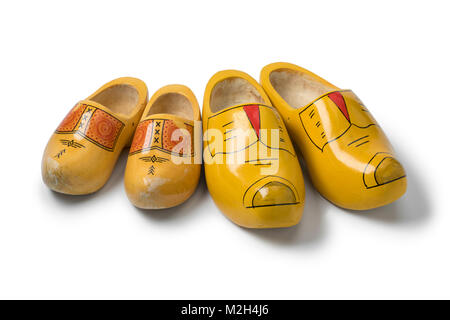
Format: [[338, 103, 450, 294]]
[[260, 62, 407, 210], [42, 77, 148, 195], [203, 70, 305, 228], [124, 85, 201, 209]]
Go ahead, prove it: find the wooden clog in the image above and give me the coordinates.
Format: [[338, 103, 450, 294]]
[[203, 70, 305, 228], [124, 85, 201, 209], [42, 77, 148, 195], [260, 62, 407, 210]]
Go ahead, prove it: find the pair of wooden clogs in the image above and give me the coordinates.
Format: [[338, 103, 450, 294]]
[[42, 80, 201, 209], [42, 62, 407, 228]]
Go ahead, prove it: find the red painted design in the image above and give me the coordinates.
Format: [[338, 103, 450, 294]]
[[162, 120, 179, 152], [243, 104, 261, 139], [56, 103, 86, 132], [85, 109, 124, 150], [130, 120, 153, 154], [162, 120, 193, 154], [55, 103, 124, 151], [328, 92, 350, 122], [129, 118, 193, 156]]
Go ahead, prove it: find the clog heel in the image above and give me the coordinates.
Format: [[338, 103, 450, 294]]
[[203, 70, 305, 228], [124, 85, 201, 209], [42, 77, 148, 195], [260, 62, 407, 210]]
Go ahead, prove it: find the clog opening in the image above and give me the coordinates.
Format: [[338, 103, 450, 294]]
[[269, 69, 336, 108], [147, 93, 194, 120], [210, 77, 265, 113], [91, 84, 139, 116]]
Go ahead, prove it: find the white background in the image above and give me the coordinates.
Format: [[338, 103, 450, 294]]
[[0, 0, 448, 299]]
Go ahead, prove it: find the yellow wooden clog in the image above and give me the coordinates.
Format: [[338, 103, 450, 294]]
[[203, 70, 305, 228], [260, 62, 407, 210], [42, 77, 148, 195], [124, 85, 201, 209]]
